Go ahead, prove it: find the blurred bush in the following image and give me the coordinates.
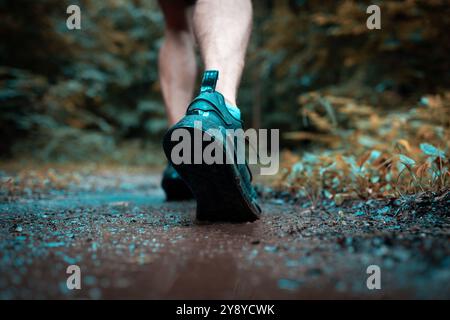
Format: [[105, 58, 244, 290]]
[[0, 0, 165, 163], [244, 0, 450, 131]]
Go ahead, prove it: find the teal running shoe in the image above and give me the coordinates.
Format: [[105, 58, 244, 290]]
[[162, 70, 261, 222]]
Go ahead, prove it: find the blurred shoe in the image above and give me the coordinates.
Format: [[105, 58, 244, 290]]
[[161, 163, 194, 201], [162, 70, 261, 222]]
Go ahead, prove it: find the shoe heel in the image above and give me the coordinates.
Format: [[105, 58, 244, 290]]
[[163, 125, 260, 223]]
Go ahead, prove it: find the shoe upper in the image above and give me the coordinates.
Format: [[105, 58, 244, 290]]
[[186, 72, 243, 131]]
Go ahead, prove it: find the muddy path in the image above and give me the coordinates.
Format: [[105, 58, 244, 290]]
[[0, 169, 449, 299]]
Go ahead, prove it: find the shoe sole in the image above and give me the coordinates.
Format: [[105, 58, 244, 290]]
[[163, 118, 260, 223]]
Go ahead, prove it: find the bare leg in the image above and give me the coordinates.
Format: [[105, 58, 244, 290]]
[[193, 0, 253, 106], [158, 0, 197, 125]]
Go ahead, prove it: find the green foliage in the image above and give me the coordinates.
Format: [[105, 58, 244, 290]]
[[278, 92, 450, 200], [0, 0, 165, 160]]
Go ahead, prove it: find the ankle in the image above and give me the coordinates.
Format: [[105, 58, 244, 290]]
[[224, 97, 237, 107], [224, 101, 241, 120]]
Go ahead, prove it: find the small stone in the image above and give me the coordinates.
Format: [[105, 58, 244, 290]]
[[278, 279, 302, 291], [264, 245, 278, 253]]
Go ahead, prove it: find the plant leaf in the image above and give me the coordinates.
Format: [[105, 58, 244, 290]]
[[399, 154, 416, 166], [420, 143, 446, 158]]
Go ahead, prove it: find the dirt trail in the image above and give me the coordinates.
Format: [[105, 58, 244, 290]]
[[0, 170, 449, 299]]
